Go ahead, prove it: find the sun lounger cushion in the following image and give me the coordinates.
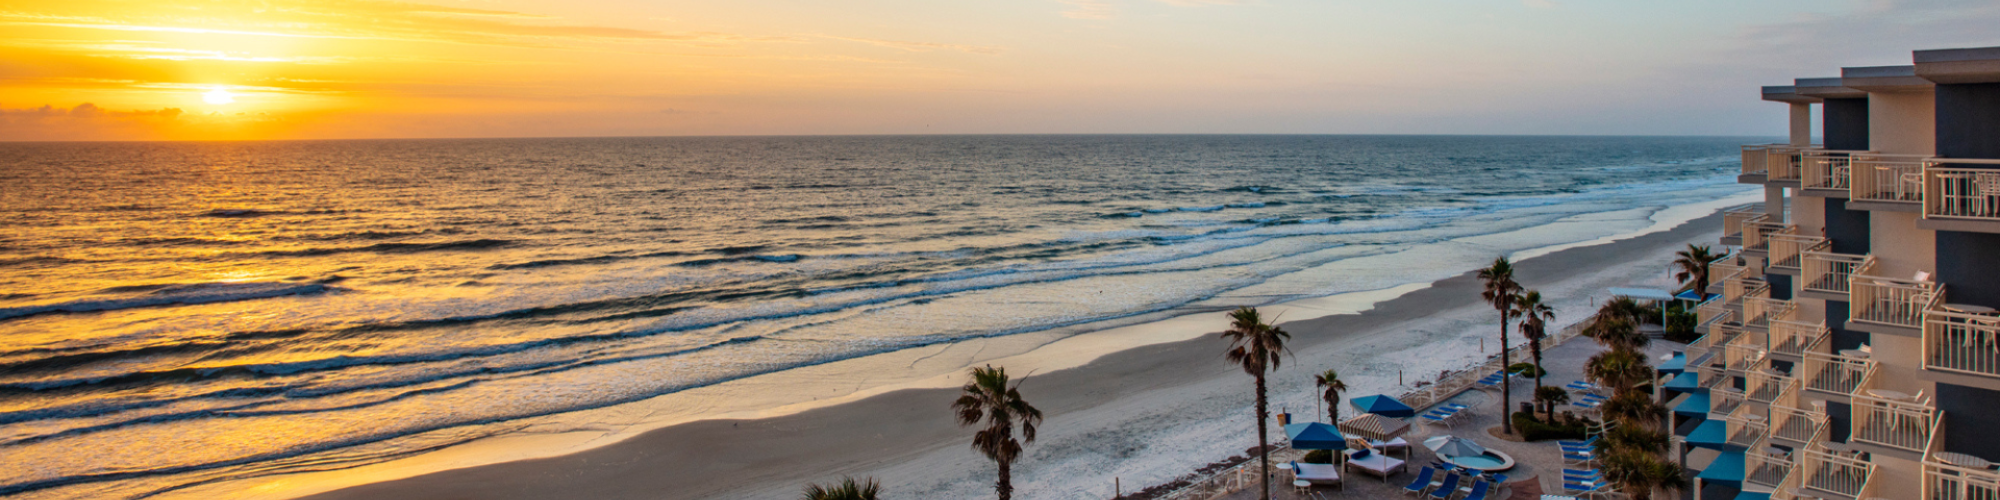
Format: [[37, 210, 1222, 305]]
[[1345, 450, 1407, 477], [1294, 462, 1341, 484]]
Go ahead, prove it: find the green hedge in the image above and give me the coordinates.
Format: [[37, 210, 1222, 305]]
[[1301, 449, 1336, 464], [1507, 362, 1545, 378], [1511, 412, 1590, 442]]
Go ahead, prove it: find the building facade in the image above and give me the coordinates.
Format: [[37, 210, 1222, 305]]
[[1671, 46, 2000, 500]]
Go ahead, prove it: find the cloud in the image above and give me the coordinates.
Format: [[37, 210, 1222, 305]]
[[823, 36, 1003, 55], [1522, 0, 1558, 9]]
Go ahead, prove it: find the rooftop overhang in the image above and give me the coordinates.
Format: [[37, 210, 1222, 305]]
[[1842, 65, 1933, 93], [1915, 46, 2000, 84], [1795, 77, 1867, 99], [1761, 85, 1820, 104]]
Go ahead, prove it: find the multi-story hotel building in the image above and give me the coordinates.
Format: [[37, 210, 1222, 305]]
[[1669, 46, 2000, 500]]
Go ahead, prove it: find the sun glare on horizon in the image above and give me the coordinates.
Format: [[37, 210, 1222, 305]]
[[202, 88, 236, 105]]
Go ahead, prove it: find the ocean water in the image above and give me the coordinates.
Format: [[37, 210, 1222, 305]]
[[0, 135, 1755, 498]]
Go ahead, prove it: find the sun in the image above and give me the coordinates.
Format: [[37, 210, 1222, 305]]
[[203, 88, 236, 105]]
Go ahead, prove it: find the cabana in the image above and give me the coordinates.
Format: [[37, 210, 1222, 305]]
[[1349, 394, 1417, 418], [1338, 413, 1412, 459]]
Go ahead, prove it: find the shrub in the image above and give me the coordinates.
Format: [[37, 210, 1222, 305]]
[[1507, 362, 1545, 378], [1301, 449, 1335, 464], [1512, 412, 1591, 442]]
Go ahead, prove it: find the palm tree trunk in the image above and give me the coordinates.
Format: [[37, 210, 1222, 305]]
[[1531, 339, 1544, 390], [1500, 315, 1513, 434], [997, 458, 1012, 500], [1255, 372, 1270, 500]]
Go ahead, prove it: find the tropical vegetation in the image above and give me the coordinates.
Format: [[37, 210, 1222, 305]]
[[1221, 306, 1290, 500], [953, 365, 1044, 500], [1477, 256, 1523, 434], [1581, 298, 1686, 500], [1313, 369, 1347, 424], [1516, 289, 1556, 391], [801, 476, 882, 500]]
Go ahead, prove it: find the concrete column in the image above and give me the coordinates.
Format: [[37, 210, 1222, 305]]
[[1765, 186, 1786, 221], [1789, 102, 1814, 146]]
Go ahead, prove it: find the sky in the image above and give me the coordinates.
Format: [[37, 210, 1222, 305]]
[[2, 0, 1998, 141]]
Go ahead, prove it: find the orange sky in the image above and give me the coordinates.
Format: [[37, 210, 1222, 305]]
[[4, 0, 1999, 141]]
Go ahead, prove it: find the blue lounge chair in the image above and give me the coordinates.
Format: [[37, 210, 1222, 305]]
[[1460, 479, 1492, 500], [1572, 399, 1602, 409], [1562, 450, 1595, 463], [1557, 436, 1600, 448], [1489, 473, 1507, 485], [1565, 480, 1608, 496], [1401, 466, 1437, 496], [1577, 394, 1608, 403], [1427, 473, 1462, 500]]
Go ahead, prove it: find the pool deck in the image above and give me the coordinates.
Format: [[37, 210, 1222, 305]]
[[1211, 335, 1684, 500]]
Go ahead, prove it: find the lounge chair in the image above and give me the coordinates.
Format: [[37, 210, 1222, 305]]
[[1562, 450, 1595, 463], [1460, 479, 1492, 500], [1344, 448, 1407, 480], [1565, 480, 1610, 498], [1294, 462, 1342, 489], [1427, 473, 1462, 500], [1557, 436, 1600, 449], [1370, 437, 1412, 454], [1401, 466, 1437, 496]]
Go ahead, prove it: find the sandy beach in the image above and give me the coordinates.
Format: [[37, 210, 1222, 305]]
[[269, 198, 1741, 500]]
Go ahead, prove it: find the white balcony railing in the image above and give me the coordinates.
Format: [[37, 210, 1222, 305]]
[[1724, 209, 1767, 243], [1851, 259, 1942, 329], [1744, 297, 1796, 329], [1926, 162, 2000, 221], [1744, 222, 1796, 253], [1770, 319, 1829, 358], [1925, 308, 2000, 379], [1768, 234, 1829, 271], [1799, 446, 1876, 497], [1802, 149, 1862, 192], [1724, 403, 1769, 448], [1852, 392, 1937, 452], [1711, 386, 1747, 415], [1802, 334, 1877, 396], [1767, 146, 1819, 182], [1696, 299, 1732, 336], [1725, 277, 1770, 309], [1923, 411, 2000, 500], [1743, 145, 1773, 176], [1802, 252, 1867, 295], [1748, 366, 1797, 404], [1747, 436, 1796, 489], [1851, 154, 1932, 205]]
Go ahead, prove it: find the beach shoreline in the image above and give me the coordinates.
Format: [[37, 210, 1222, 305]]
[[198, 194, 1749, 500]]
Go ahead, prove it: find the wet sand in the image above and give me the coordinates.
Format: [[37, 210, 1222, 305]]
[[297, 207, 1734, 500]]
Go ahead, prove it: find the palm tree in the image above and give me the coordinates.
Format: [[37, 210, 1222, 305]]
[[1600, 392, 1668, 431], [1314, 369, 1348, 424], [1478, 256, 1523, 433], [1222, 306, 1290, 500], [802, 477, 882, 500], [1516, 290, 1556, 391], [1533, 385, 1569, 421], [1585, 312, 1648, 352], [953, 365, 1044, 500], [1599, 448, 1689, 500], [1585, 349, 1653, 396], [1672, 244, 1724, 298]]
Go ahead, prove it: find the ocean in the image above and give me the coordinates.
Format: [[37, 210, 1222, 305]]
[[0, 135, 1756, 498]]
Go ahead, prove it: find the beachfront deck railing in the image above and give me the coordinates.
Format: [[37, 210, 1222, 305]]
[[1743, 145, 1772, 176], [1748, 366, 1798, 404], [1769, 319, 1828, 359], [1744, 222, 1796, 253], [1743, 297, 1796, 330], [1799, 445, 1877, 497], [1852, 154, 1933, 205], [1925, 161, 2000, 221], [1852, 391, 1937, 453], [1802, 252, 1867, 295], [1723, 209, 1767, 244], [1767, 146, 1818, 182], [1851, 261, 1941, 329], [1802, 149, 1863, 192], [1768, 234, 1829, 271], [1925, 308, 2000, 379]]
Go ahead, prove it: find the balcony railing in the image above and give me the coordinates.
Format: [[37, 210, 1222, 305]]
[[1768, 234, 1829, 271], [1696, 299, 1733, 335], [1744, 222, 1797, 253], [1769, 402, 1824, 444], [1851, 260, 1942, 329], [1724, 403, 1769, 448], [1743, 145, 1772, 176], [1725, 277, 1770, 309], [1852, 391, 1936, 453], [1802, 252, 1867, 295], [1723, 341, 1769, 373], [1724, 209, 1767, 244], [1770, 319, 1829, 358], [1711, 386, 1747, 415], [1747, 435, 1796, 490], [1802, 149, 1863, 192], [1799, 446, 1876, 497], [1802, 334, 1877, 396], [1925, 308, 2000, 379], [1767, 146, 1819, 182], [1748, 366, 1797, 403], [1851, 154, 1932, 205], [1926, 161, 2000, 221], [1925, 458, 2000, 500], [1744, 297, 1797, 329]]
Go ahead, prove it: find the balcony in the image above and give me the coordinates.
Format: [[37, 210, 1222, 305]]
[[1746, 438, 1795, 490], [1850, 260, 1942, 335], [1767, 234, 1829, 273], [1723, 332, 1770, 373], [1722, 208, 1767, 246], [1769, 319, 1829, 360], [1800, 251, 1867, 300], [1765, 145, 1819, 187], [1769, 402, 1824, 445], [1742, 144, 1773, 184], [1743, 222, 1796, 257], [1921, 162, 2000, 234], [1711, 385, 1747, 415], [1744, 297, 1797, 330], [1925, 459, 2000, 500], [1802, 333, 1877, 397], [1851, 391, 1936, 453], [1696, 299, 1734, 337], [1797, 446, 1876, 498], [1725, 277, 1770, 309], [1723, 404, 1769, 449], [1802, 149, 1863, 198], [1748, 365, 1798, 403], [1848, 154, 1931, 212], [1924, 309, 2000, 379]]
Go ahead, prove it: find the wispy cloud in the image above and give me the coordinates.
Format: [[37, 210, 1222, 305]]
[[823, 36, 1003, 55]]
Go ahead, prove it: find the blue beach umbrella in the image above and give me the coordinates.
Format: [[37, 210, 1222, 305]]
[[1349, 394, 1416, 418], [1283, 422, 1349, 451]]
